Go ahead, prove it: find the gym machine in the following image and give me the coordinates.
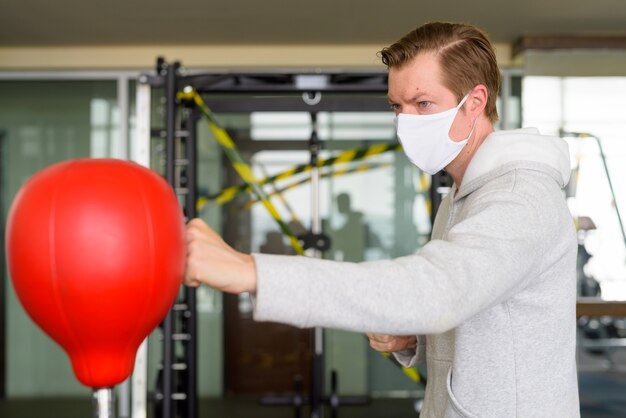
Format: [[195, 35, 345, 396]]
[[136, 58, 442, 418], [561, 130, 626, 364]]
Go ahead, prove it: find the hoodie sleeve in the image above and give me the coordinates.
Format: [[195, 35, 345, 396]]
[[252, 188, 544, 335], [392, 336, 426, 367]]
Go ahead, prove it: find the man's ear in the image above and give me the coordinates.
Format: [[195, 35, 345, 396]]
[[468, 84, 488, 118]]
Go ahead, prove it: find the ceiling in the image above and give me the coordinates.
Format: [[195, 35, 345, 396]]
[[1, 0, 625, 47]]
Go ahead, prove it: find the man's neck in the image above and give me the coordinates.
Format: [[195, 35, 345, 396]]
[[445, 117, 494, 187]]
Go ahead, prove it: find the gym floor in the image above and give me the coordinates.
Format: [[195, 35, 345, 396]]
[[0, 397, 417, 418], [0, 372, 625, 418], [1, 347, 625, 418]]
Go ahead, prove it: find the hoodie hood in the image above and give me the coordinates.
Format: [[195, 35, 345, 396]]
[[458, 127, 571, 197]]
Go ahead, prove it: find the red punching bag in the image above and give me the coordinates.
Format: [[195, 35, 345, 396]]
[[6, 158, 185, 388]]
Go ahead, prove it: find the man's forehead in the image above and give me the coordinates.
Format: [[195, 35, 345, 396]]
[[388, 57, 442, 96]]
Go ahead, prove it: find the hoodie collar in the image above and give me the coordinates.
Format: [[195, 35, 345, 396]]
[[455, 128, 571, 200]]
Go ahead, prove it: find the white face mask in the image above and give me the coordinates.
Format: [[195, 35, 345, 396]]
[[395, 94, 474, 175]]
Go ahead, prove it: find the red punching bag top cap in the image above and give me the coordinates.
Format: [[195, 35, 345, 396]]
[[6, 158, 185, 388]]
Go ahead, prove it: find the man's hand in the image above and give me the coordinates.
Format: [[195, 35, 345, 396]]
[[184, 218, 257, 294], [366, 334, 417, 353]]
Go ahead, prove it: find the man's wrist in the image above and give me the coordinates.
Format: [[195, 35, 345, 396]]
[[241, 253, 257, 294]]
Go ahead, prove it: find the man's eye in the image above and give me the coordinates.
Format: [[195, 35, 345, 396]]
[[418, 101, 431, 108]]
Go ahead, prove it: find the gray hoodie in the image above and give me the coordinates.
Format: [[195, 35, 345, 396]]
[[252, 128, 580, 417]]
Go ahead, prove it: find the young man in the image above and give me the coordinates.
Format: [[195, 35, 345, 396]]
[[185, 22, 580, 417]]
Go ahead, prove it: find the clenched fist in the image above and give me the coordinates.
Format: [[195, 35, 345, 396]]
[[184, 218, 257, 294], [366, 333, 417, 353]]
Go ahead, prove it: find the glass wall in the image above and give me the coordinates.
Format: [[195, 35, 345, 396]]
[[522, 77, 626, 297], [0, 77, 226, 399], [0, 80, 118, 396]]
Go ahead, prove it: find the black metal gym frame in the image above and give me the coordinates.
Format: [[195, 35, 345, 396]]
[[429, 172, 453, 225], [148, 58, 441, 418], [308, 110, 326, 418], [140, 58, 199, 418], [182, 67, 386, 418]]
